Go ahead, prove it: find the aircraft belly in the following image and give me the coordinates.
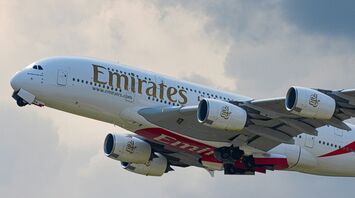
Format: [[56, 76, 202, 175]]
[[313, 153, 355, 176]]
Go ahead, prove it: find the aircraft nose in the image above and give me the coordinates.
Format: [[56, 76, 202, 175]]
[[10, 71, 22, 91]]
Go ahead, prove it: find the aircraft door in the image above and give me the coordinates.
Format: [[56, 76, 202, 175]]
[[57, 69, 68, 86], [334, 128, 344, 137], [305, 135, 315, 148]]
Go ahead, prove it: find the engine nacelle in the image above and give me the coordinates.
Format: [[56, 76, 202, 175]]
[[285, 86, 336, 120], [197, 99, 247, 131], [121, 153, 168, 176], [104, 133, 151, 164]]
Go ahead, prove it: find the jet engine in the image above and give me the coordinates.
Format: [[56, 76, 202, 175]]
[[285, 86, 336, 120], [121, 153, 169, 176], [197, 99, 247, 131], [104, 133, 152, 164]]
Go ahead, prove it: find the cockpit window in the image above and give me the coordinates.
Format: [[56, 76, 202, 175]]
[[32, 65, 43, 70]]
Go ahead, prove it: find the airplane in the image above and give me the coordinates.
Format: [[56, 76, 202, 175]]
[[10, 56, 355, 177]]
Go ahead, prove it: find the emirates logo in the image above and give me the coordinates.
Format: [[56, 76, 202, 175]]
[[309, 93, 320, 107], [220, 106, 232, 119], [126, 140, 137, 154]]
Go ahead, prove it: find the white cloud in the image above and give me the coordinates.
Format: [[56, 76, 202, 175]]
[[0, 106, 65, 197], [2, 0, 355, 198], [103, 0, 234, 90]]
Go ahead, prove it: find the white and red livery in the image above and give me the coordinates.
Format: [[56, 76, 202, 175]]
[[10, 56, 355, 176]]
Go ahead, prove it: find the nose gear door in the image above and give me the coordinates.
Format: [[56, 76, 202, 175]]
[[57, 69, 68, 86]]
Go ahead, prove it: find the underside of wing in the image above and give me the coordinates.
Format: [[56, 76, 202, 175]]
[[138, 106, 240, 142], [139, 86, 355, 153], [111, 86, 355, 176]]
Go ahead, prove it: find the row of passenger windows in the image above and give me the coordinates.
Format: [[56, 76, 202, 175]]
[[317, 140, 354, 152], [147, 96, 180, 106], [72, 77, 233, 103], [104, 67, 233, 101], [298, 135, 343, 149], [73, 77, 181, 106], [107, 67, 181, 84], [318, 140, 342, 149], [73, 78, 122, 92], [106, 68, 148, 80], [73, 77, 189, 107], [177, 85, 231, 101]]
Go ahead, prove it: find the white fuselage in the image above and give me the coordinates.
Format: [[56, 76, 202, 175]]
[[10, 56, 355, 176]]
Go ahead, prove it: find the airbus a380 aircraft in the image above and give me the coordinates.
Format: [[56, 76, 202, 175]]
[[10, 56, 355, 177]]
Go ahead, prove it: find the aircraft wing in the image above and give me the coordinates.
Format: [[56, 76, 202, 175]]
[[138, 87, 355, 152]]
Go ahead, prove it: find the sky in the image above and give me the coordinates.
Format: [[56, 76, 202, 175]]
[[1, 0, 355, 197]]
